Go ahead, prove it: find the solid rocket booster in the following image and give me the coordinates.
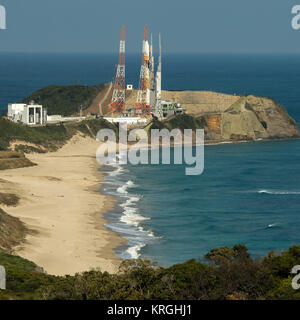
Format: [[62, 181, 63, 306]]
[[143, 40, 150, 60]]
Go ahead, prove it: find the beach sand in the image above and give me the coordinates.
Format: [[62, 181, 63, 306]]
[[0, 134, 124, 276]]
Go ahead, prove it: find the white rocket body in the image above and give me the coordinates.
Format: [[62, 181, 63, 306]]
[[143, 40, 150, 59], [136, 38, 151, 110]]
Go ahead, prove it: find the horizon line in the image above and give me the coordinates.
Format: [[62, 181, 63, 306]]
[[1, 51, 300, 55]]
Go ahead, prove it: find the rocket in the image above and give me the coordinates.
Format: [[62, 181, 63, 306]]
[[142, 30, 151, 108], [135, 27, 162, 117]]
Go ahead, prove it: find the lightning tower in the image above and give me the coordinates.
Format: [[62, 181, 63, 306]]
[[154, 33, 163, 118], [109, 26, 126, 114], [134, 26, 151, 116], [149, 34, 155, 110]]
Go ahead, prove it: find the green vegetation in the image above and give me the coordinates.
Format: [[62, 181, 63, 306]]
[[0, 118, 117, 152], [0, 253, 50, 300], [22, 84, 105, 116], [165, 114, 202, 131], [1, 244, 300, 300], [0, 151, 36, 170], [150, 114, 206, 132], [148, 115, 207, 144], [14, 145, 46, 154], [0, 193, 20, 206]]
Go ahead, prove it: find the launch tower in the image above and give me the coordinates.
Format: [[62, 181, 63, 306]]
[[134, 26, 151, 116], [109, 26, 126, 114]]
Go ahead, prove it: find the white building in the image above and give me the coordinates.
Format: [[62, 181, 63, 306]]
[[7, 101, 47, 125], [126, 84, 133, 90]]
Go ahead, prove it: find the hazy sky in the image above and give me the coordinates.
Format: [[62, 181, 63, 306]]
[[0, 0, 300, 53]]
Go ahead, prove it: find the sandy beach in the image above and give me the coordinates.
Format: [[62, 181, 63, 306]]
[[0, 135, 124, 276]]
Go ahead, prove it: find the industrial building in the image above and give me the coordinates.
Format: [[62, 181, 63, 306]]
[[162, 101, 184, 117], [7, 101, 47, 125]]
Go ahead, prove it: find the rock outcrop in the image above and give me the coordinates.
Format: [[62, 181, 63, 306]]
[[155, 95, 299, 143], [197, 96, 299, 142]]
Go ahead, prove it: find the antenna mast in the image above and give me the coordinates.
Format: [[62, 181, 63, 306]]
[[154, 33, 163, 118]]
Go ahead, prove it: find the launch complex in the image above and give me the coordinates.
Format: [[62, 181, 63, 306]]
[[109, 26, 167, 119]]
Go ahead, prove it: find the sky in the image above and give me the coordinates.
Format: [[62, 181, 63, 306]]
[[0, 0, 300, 53]]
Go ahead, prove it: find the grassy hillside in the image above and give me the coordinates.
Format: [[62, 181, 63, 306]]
[[1, 245, 300, 300], [0, 151, 36, 170], [0, 193, 19, 207], [21, 84, 105, 116], [0, 118, 117, 152], [0, 209, 27, 254]]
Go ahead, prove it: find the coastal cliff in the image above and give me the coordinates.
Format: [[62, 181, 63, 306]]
[[85, 85, 299, 142], [220, 95, 299, 141], [1, 86, 298, 152], [152, 95, 299, 143]]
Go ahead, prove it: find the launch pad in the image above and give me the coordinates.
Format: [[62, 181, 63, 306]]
[[109, 26, 165, 120]]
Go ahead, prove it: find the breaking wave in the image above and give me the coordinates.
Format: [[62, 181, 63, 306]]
[[117, 180, 135, 194], [266, 223, 281, 229], [109, 166, 125, 177], [101, 162, 158, 260], [258, 189, 300, 195], [126, 244, 146, 259]]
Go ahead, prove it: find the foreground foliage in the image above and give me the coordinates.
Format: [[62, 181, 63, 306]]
[[1, 245, 300, 300]]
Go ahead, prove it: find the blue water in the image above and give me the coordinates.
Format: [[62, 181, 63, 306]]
[[1, 53, 300, 123], [1, 53, 300, 265]]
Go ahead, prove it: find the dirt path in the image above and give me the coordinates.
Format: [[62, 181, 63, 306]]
[[99, 83, 113, 115]]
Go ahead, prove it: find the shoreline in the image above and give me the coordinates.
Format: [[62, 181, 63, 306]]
[[1, 135, 299, 275], [99, 163, 157, 261], [0, 134, 125, 276], [99, 136, 300, 261]]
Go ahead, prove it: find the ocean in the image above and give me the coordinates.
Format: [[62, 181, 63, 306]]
[[1, 53, 300, 265]]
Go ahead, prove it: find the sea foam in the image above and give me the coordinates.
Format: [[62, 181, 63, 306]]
[[258, 189, 300, 195], [102, 163, 157, 261], [126, 244, 146, 259], [117, 180, 135, 194]]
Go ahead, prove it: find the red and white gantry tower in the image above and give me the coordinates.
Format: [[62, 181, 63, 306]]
[[134, 26, 151, 116], [109, 26, 126, 114]]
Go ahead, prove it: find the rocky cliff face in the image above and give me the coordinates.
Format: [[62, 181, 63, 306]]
[[155, 94, 299, 143], [199, 95, 299, 142], [244, 96, 299, 139]]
